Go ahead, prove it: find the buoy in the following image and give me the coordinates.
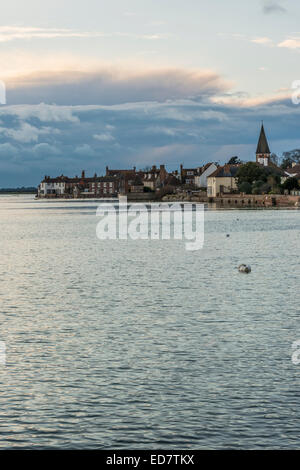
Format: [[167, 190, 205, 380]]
[[238, 264, 251, 274]]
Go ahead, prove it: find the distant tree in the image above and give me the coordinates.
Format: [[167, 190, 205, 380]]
[[259, 182, 272, 194], [270, 153, 279, 166], [236, 162, 281, 192], [267, 174, 279, 190], [235, 162, 265, 188], [281, 149, 300, 169], [281, 156, 295, 169], [264, 167, 281, 185], [282, 177, 300, 191], [253, 179, 264, 188], [252, 186, 261, 195], [227, 156, 242, 165], [239, 182, 252, 194]]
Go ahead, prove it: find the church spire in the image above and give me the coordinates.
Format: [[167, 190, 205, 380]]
[[256, 123, 271, 166], [256, 123, 270, 155]]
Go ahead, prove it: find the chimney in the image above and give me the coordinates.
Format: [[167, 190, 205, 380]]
[[152, 165, 157, 171], [81, 170, 85, 179], [180, 164, 183, 182], [106, 166, 109, 175], [133, 166, 136, 172]]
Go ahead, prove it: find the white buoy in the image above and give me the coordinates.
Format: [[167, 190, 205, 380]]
[[238, 264, 251, 274]]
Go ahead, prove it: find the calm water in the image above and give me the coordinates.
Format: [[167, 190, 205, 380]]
[[0, 194, 300, 449]]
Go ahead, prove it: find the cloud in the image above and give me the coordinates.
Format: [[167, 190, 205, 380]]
[[251, 37, 274, 46], [5, 67, 231, 105], [278, 37, 300, 49], [0, 103, 79, 122], [33, 143, 60, 157], [262, 1, 287, 14], [94, 133, 115, 142], [0, 142, 18, 157], [0, 26, 169, 43], [0, 94, 299, 187], [0, 122, 57, 143], [74, 144, 96, 157]]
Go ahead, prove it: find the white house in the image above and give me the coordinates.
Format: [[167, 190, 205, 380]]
[[38, 176, 67, 197], [194, 163, 218, 188]]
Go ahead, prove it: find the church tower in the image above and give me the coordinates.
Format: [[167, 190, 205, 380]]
[[256, 123, 271, 166]]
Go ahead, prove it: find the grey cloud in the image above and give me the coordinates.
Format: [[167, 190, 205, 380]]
[[74, 144, 96, 157], [262, 1, 287, 14], [0, 96, 300, 187], [0, 103, 79, 123], [33, 143, 61, 157], [6, 68, 231, 106]]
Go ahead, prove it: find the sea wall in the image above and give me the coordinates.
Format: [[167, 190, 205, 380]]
[[210, 194, 300, 208], [162, 192, 300, 207]]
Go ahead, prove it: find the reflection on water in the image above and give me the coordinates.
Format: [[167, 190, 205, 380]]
[[0, 195, 300, 449]]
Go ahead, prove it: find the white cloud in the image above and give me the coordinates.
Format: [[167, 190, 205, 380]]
[[278, 37, 300, 49], [0, 26, 169, 43], [251, 37, 274, 46], [0, 122, 58, 143], [93, 133, 115, 142]]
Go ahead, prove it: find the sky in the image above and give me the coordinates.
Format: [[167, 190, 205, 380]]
[[0, 0, 300, 186]]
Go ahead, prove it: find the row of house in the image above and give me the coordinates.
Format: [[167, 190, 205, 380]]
[[38, 123, 298, 199], [38, 162, 218, 198], [38, 171, 119, 198]]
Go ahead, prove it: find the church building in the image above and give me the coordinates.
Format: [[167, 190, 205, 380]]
[[256, 123, 271, 166]]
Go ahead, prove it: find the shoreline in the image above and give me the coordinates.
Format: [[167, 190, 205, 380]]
[[18, 194, 300, 209]]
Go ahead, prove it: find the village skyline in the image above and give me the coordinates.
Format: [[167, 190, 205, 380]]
[[1, 1, 300, 187], [36, 124, 300, 204]]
